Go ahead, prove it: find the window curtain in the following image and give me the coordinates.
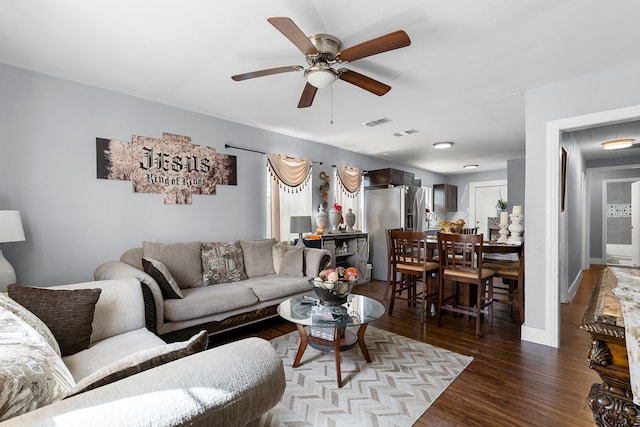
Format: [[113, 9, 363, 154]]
[[266, 153, 312, 241], [333, 165, 363, 231], [335, 165, 362, 197]]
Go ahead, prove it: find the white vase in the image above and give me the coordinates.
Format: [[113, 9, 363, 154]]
[[345, 208, 355, 232], [327, 206, 340, 233], [315, 205, 328, 234]]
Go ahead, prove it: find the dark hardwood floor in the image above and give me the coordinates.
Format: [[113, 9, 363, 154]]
[[212, 266, 604, 426]]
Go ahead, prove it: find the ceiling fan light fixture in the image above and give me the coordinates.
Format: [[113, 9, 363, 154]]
[[602, 138, 635, 150], [433, 141, 454, 149], [304, 63, 337, 88]]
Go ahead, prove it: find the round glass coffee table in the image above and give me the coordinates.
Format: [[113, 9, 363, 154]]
[[278, 293, 385, 388]]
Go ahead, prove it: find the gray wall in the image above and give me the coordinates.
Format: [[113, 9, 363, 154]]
[[525, 59, 640, 342], [507, 158, 525, 210], [0, 63, 446, 286]]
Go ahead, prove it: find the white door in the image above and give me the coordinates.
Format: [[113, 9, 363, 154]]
[[632, 181, 640, 265], [469, 181, 508, 238]]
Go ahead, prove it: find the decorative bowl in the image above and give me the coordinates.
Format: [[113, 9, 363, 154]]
[[309, 279, 354, 306]]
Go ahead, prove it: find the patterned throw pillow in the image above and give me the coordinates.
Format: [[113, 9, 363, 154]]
[[272, 242, 304, 277], [7, 285, 102, 357], [0, 292, 61, 356], [202, 241, 248, 285], [67, 330, 208, 396], [0, 308, 75, 421], [142, 257, 184, 299]]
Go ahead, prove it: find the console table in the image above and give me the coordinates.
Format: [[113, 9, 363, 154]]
[[304, 233, 368, 284], [581, 267, 640, 425]]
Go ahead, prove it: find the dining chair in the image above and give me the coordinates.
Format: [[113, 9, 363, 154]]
[[483, 243, 525, 324], [436, 232, 495, 338], [388, 230, 439, 323], [460, 227, 479, 235], [384, 228, 404, 300]]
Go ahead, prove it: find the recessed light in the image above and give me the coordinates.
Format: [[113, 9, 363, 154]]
[[602, 138, 635, 150], [433, 141, 453, 149], [463, 164, 478, 169]]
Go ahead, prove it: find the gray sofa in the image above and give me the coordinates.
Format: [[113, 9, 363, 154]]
[[0, 278, 285, 426], [94, 239, 331, 342]]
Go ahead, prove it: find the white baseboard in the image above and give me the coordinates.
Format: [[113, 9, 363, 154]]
[[521, 325, 556, 347], [590, 258, 605, 265], [565, 270, 583, 303]]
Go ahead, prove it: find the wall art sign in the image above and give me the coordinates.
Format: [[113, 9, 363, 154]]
[[96, 132, 237, 204]]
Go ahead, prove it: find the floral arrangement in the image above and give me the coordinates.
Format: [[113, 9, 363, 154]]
[[333, 203, 342, 212], [312, 266, 358, 297], [496, 199, 507, 210]]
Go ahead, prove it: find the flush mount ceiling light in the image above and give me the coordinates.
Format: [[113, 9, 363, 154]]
[[433, 141, 454, 149], [601, 138, 635, 150], [463, 164, 478, 169], [304, 61, 338, 88]]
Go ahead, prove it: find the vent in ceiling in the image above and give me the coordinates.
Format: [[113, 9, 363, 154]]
[[393, 132, 403, 137], [363, 117, 392, 127], [404, 129, 419, 135]]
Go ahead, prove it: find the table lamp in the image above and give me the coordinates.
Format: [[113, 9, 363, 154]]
[[290, 216, 312, 247], [0, 210, 26, 291]]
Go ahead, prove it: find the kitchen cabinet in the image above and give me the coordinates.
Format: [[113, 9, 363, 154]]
[[304, 233, 369, 284], [365, 168, 420, 187], [433, 184, 457, 212]]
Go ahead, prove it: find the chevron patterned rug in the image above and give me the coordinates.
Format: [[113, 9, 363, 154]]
[[259, 326, 473, 427]]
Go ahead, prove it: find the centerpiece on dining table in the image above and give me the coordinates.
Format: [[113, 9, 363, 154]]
[[309, 266, 358, 306]]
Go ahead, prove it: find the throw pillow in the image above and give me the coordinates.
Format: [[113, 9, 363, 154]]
[[0, 291, 61, 356], [7, 284, 102, 357], [239, 239, 276, 278], [142, 241, 203, 288], [67, 330, 208, 396], [0, 308, 75, 421], [272, 241, 289, 274], [278, 244, 304, 277], [201, 241, 248, 285], [142, 257, 184, 299]]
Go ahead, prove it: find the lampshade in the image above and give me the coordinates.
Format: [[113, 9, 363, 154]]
[[601, 138, 635, 150], [290, 216, 313, 234], [0, 210, 25, 243], [304, 63, 337, 88]]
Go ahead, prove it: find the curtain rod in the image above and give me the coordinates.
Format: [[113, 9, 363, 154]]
[[225, 143, 322, 165]]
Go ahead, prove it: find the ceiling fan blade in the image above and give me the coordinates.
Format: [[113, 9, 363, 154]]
[[338, 69, 391, 96], [267, 17, 318, 56], [339, 30, 411, 63], [231, 65, 302, 81], [298, 83, 318, 108]]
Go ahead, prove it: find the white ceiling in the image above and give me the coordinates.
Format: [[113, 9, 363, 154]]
[[2, 0, 640, 174]]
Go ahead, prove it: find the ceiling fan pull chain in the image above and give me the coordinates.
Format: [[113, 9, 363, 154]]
[[330, 84, 334, 125]]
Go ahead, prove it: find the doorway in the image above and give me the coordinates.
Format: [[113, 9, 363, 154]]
[[604, 179, 640, 267], [469, 180, 508, 237]]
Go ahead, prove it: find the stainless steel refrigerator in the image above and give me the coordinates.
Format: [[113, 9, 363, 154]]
[[364, 185, 426, 281]]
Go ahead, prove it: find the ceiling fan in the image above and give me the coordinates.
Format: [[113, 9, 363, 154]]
[[231, 17, 411, 108]]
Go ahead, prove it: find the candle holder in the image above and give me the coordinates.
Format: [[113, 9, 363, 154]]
[[507, 214, 524, 244], [497, 222, 509, 243]]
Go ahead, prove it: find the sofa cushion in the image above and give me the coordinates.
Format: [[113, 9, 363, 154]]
[[164, 283, 259, 322], [120, 247, 144, 270], [202, 241, 248, 285], [0, 291, 60, 356], [7, 285, 101, 357], [67, 330, 208, 396], [239, 275, 311, 301], [63, 327, 166, 382], [239, 239, 276, 278], [0, 308, 76, 421], [142, 241, 204, 288], [142, 257, 184, 299], [278, 245, 304, 277]]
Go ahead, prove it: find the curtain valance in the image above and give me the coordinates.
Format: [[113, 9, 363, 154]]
[[335, 165, 362, 197], [267, 153, 312, 192]]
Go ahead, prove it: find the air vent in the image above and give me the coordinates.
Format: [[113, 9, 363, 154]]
[[393, 132, 404, 137], [363, 117, 392, 127], [404, 129, 419, 135]]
